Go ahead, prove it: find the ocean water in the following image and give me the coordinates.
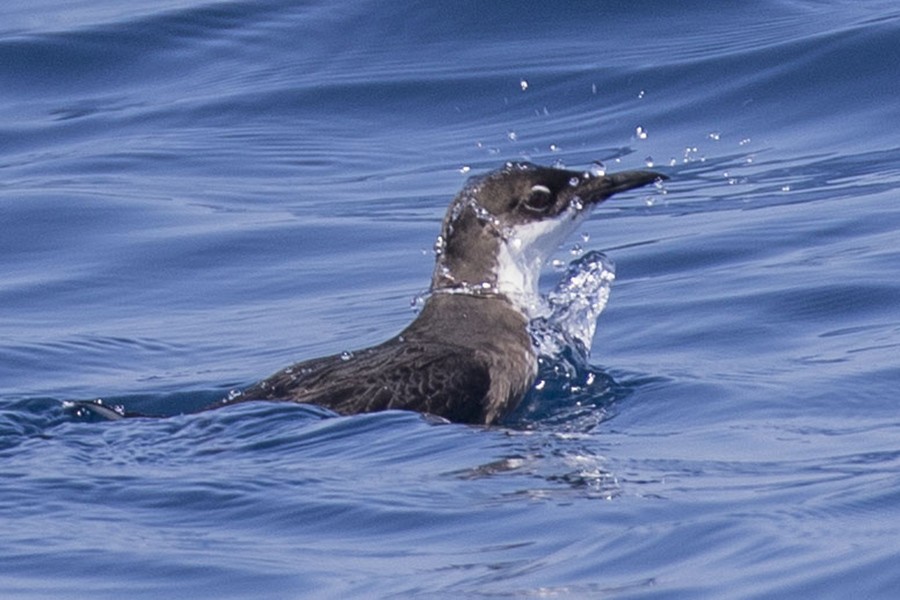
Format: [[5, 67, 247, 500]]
[[2, 0, 900, 597]]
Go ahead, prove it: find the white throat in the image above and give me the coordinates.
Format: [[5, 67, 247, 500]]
[[494, 206, 587, 318]]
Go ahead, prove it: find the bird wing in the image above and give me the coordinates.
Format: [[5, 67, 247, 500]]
[[239, 339, 493, 424]]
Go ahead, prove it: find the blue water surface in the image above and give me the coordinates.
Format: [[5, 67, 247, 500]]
[[2, 1, 900, 598]]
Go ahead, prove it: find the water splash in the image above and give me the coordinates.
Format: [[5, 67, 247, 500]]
[[508, 251, 619, 430], [529, 250, 616, 363]]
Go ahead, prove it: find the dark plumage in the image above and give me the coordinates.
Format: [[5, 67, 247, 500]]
[[240, 294, 532, 424]]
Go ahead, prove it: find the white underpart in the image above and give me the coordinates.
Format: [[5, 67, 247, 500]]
[[495, 204, 589, 318]]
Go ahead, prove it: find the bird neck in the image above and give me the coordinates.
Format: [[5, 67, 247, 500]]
[[405, 293, 531, 349]]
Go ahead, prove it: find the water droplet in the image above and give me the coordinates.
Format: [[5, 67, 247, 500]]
[[637, 89, 645, 99], [682, 146, 700, 163], [534, 379, 546, 391], [472, 203, 494, 223], [708, 131, 721, 141], [227, 389, 242, 401], [568, 176, 580, 187], [459, 165, 471, 174], [410, 293, 427, 311], [549, 143, 560, 152], [781, 185, 791, 192], [433, 234, 445, 256], [340, 351, 353, 361], [580, 232, 590, 243], [644, 196, 656, 207], [571, 196, 584, 211], [739, 137, 752, 146], [520, 79, 529, 91], [507, 130, 518, 142], [635, 125, 648, 140], [553, 159, 566, 169], [592, 83, 598, 94], [551, 258, 566, 270], [644, 156, 654, 167], [590, 161, 606, 177], [569, 243, 583, 256]]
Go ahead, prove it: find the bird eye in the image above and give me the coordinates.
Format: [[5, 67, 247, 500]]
[[523, 184, 554, 213]]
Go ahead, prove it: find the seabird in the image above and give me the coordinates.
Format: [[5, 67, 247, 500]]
[[225, 162, 665, 424]]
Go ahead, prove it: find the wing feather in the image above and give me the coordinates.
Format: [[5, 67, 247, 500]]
[[238, 339, 493, 423]]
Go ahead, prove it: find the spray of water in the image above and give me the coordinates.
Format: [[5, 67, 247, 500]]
[[529, 250, 616, 364]]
